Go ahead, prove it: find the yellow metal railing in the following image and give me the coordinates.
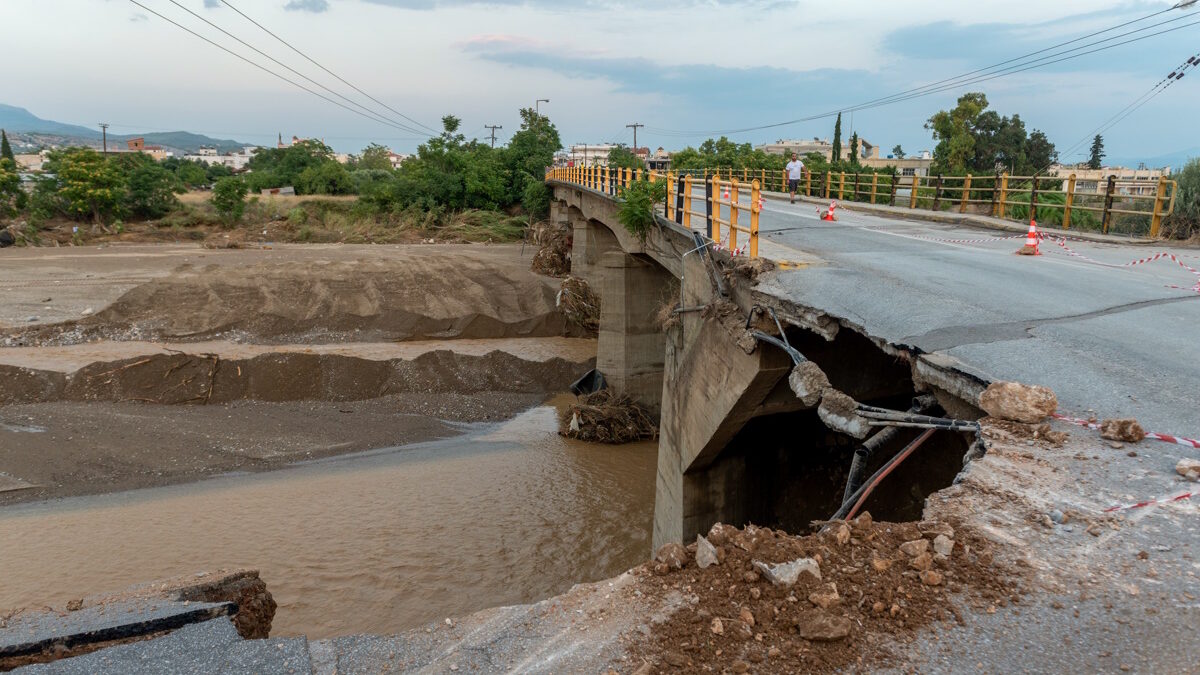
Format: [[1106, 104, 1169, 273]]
[[545, 167, 761, 258]]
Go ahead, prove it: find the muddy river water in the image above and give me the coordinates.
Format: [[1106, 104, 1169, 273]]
[[0, 400, 657, 638]]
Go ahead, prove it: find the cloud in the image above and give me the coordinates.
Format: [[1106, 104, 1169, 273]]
[[203, 0, 220, 8], [363, 0, 793, 8], [130, 12, 148, 21], [284, 0, 330, 11]]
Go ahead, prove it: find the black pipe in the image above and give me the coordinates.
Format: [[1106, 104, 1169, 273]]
[[840, 395, 937, 504]]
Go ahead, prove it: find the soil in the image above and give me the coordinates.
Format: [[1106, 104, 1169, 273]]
[[630, 518, 1019, 673], [0, 392, 546, 506]]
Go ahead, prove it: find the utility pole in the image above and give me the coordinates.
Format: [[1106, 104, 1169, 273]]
[[99, 123, 110, 155], [626, 122, 644, 153], [485, 125, 502, 148]]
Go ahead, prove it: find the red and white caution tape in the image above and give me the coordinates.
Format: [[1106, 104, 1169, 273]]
[[1052, 413, 1200, 450], [1040, 235, 1200, 293], [1103, 491, 1195, 513]]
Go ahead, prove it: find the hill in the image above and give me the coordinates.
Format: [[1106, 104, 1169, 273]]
[[0, 103, 250, 154]]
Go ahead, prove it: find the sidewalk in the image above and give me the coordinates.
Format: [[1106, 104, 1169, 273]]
[[762, 189, 1158, 246]]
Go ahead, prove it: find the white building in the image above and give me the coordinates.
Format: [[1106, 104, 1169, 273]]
[[181, 146, 261, 171]]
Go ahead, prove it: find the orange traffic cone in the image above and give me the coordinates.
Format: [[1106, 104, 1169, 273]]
[[820, 200, 838, 221], [721, 186, 730, 200], [1016, 219, 1040, 255]]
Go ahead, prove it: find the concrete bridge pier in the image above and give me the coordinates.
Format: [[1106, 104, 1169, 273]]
[[595, 251, 673, 411]]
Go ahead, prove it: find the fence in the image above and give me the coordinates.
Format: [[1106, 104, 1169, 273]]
[[672, 168, 1177, 237], [545, 166, 761, 258]]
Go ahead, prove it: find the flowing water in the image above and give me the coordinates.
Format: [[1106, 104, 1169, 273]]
[[0, 400, 657, 638]]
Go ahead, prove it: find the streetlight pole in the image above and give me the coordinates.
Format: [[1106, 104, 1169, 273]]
[[535, 98, 549, 117]]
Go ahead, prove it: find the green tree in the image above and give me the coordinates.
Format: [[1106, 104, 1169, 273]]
[[0, 158, 22, 218], [847, 132, 860, 165], [1162, 157, 1200, 239], [925, 92, 989, 173], [891, 145, 905, 159], [1024, 130, 1057, 174], [506, 108, 562, 204], [211, 176, 248, 225], [0, 130, 13, 164], [606, 145, 643, 171], [126, 160, 183, 218], [48, 148, 126, 225], [1087, 134, 1105, 170], [357, 143, 394, 171], [297, 161, 353, 195], [246, 139, 338, 192], [831, 113, 843, 163]]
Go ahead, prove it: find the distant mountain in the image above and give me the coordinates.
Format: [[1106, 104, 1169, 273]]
[[0, 103, 251, 154], [1107, 148, 1200, 171]]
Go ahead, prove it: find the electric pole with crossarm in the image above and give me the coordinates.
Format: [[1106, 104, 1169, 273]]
[[485, 124, 502, 148], [626, 122, 644, 154]]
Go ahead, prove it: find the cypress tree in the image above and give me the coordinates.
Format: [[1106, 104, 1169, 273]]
[[848, 132, 860, 165], [831, 113, 842, 163], [1087, 134, 1105, 170], [0, 130, 13, 164]]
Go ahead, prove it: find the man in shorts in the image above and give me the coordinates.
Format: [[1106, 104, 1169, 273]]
[[785, 153, 805, 203]]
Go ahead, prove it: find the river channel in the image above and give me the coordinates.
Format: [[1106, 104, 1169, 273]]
[[0, 400, 657, 638]]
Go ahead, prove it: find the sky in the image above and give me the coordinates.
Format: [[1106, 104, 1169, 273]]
[[3, 0, 1198, 164]]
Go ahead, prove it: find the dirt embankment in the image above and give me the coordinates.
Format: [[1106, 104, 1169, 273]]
[[7, 250, 585, 346]]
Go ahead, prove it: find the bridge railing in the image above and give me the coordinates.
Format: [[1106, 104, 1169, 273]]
[[671, 167, 1178, 237], [545, 167, 761, 258]]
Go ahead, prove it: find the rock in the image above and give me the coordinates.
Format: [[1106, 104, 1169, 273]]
[[808, 583, 840, 609], [1176, 458, 1200, 482], [739, 607, 756, 627], [0, 229, 14, 247], [749, 587, 761, 600], [909, 552, 933, 571], [731, 661, 749, 674], [795, 610, 852, 641], [1049, 509, 1065, 524], [65, 598, 83, 612], [788, 361, 830, 407], [707, 522, 738, 547], [899, 539, 930, 557], [818, 389, 871, 439], [853, 511, 873, 527], [753, 557, 821, 587], [1100, 418, 1146, 443], [872, 601, 886, 614], [933, 534, 954, 557], [696, 535, 719, 569], [917, 521, 954, 539], [834, 523, 851, 546], [871, 557, 893, 572], [742, 571, 760, 583], [655, 542, 688, 570], [768, 646, 781, 658], [81, 307, 94, 316], [710, 617, 724, 635], [663, 652, 687, 668], [26, 316, 38, 322], [632, 662, 653, 675], [979, 381, 1057, 423], [920, 570, 944, 586]]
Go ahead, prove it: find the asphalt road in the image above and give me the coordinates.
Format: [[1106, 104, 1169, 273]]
[[691, 188, 1199, 436]]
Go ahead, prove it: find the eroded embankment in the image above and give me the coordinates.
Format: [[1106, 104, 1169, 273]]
[[6, 253, 586, 346]]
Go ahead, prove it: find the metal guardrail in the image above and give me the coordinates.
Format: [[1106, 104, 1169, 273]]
[[671, 167, 1178, 237], [545, 166, 761, 258]]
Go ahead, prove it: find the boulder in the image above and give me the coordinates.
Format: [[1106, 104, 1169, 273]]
[[979, 381, 1057, 423], [695, 535, 719, 569], [752, 557, 821, 587], [1099, 418, 1146, 443], [655, 542, 688, 570], [795, 611, 852, 641], [1177, 458, 1200, 482]]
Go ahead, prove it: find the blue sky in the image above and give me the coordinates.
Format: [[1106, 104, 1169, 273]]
[[3, 0, 1198, 164]]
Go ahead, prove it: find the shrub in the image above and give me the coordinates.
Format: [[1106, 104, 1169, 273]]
[[1009, 190, 1099, 230], [521, 180, 551, 219], [287, 206, 308, 226], [1162, 157, 1200, 239], [616, 178, 666, 239], [211, 177, 248, 226]]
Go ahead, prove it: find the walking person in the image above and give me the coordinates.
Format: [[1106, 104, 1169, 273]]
[[785, 153, 805, 204]]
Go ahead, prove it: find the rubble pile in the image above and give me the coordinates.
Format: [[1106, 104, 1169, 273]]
[[632, 517, 1017, 672], [557, 276, 600, 334], [530, 220, 572, 277]]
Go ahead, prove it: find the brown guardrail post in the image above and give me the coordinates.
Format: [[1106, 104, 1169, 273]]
[[1102, 174, 1116, 234], [909, 175, 919, 209], [838, 172, 846, 200], [990, 172, 1000, 216], [1030, 175, 1040, 224], [960, 174, 972, 213], [825, 171, 831, 199], [805, 169, 812, 197], [932, 174, 944, 211], [1150, 175, 1168, 238], [1063, 173, 1076, 230], [730, 178, 740, 252], [852, 172, 860, 202], [682, 175, 692, 229], [870, 173, 878, 204], [998, 172, 1009, 218], [750, 179, 760, 258], [890, 170, 898, 206]]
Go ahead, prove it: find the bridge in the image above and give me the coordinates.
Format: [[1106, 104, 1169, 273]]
[[546, 166, 1200, 550]]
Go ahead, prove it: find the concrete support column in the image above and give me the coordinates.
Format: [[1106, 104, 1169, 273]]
[[570, 215, 619, 283], [596, 250, 672, 412]]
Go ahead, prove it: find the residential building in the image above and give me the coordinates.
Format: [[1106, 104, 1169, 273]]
[[761, 137, 932, 176], [647, 147, 671, 171], [13, 151, 47, 172], [181, 145, 261, 171], [1047, 165, 1171, 196], [125, 137, 171, 161], [567, 143, 619, 167], [387, 151, 410, 169], [861, 150, 933, 177]]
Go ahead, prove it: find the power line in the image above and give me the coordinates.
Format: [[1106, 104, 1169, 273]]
[[648, 5, 1200, 138], [219, 0, 440, 135], [164, 0, 428, 135], [127, 0, 428, 137], [626, 122, 644, 151]]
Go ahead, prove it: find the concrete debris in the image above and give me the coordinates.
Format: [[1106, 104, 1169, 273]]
[[795, 610, 852, 641], [787, 361, 830, 407], [919, 570, 944, 586], [1099, 418, 1146, 443], [654, 543, 688, 570], [909, 552, 934, 571], [918, 521, 955, 539], [899, 539, 930, 557], [933, 534, 954, 557], [1176, 458, 1200, 482], [695, 535, 719, 569], [706, 522, 739, 548], [818, 389, 871, 439], [834, 523, 851, 546], [978, 381, 1057, 423], [752, 557, 821, 587]]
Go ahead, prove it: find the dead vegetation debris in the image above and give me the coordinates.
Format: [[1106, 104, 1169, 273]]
[[530, 220, 572, 277], [557, 276, 600, 334], [559, 390, 658, 444], [631, 517, 1019, 673]]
